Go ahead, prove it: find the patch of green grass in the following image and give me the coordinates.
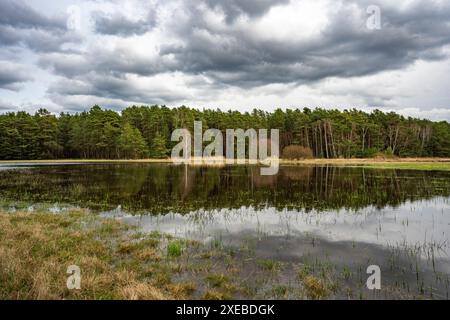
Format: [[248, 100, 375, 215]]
[[341, 266, 352, 280], [360, 162, 450, 171], [298, 264, 313, 280], [206, 274, 229, 288], [271, 285, 289, 297], [211, 238, 222, 249], [256, 259, 280, 271], [167, 240, 184, 257]]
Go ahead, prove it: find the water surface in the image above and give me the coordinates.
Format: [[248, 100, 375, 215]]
[[1, 163, 450, 298]]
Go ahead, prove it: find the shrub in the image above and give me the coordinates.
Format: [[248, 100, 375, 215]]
[[282, 145, 314, 159], [356, 147, 378, 158]]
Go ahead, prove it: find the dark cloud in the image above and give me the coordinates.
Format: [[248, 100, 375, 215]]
[[0, 0, 65, 30], [43, 0, 450, 86], [155, 0, 450, 88], [93, 11, 155, 36], [47, 74, 190, 108], [38, 47, 174, 78], [0, 62, 33, 90], [0, 0, 79, 52], [9, 0, 448, 113], [0, 26, 81, 53], [204, 0, 290, 23], [38, 53, 91, 77]]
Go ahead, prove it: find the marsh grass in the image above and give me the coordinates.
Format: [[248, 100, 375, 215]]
[[0, 210, 197, 299], [1, 207, 444, 300], [1, 209, 315, 300], [302, 275, 329, 299], [167, 240, 185, 257], [256, 259, 280, 272]]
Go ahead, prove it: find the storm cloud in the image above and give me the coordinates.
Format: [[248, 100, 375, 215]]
[[0, 61, 33, 90], [93, 10, 156, 36], [203, 0, 290, 23], [0, 0, 79, 53], [1, 0, 450, 119], [0, 0, 65, 30]]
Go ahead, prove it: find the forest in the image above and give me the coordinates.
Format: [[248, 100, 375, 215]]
[[0, 105, 450, 160]]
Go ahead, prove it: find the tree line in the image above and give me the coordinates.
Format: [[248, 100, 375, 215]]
[[1, 105, 449, 160]]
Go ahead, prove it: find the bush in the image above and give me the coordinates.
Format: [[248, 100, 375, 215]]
[[385, 147, 394, 157], [282, 145, 314, 159], [373, 147, 399, 159], [355, 147, 378, 158]]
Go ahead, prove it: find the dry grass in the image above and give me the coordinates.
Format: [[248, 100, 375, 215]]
[[302, 275, 329, 300], [0, 210, 174, 300], [119, 283, 169, 300], [0, 209, 262, 300]]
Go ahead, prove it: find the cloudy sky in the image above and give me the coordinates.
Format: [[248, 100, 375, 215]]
[[1, 0, 450, 120]]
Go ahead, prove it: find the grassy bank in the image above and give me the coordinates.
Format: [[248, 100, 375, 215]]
[[281, 158, 450, 171], [358, 162, 450, 171], [0, 209, 170, 299]]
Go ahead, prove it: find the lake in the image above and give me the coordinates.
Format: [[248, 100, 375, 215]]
[[1, 163, 450, 299]]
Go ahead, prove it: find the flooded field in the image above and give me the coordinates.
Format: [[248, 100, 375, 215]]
[[1, 163, 450, 299]]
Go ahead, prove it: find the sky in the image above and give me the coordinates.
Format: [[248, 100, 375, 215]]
[[1, 0, 450, 120]]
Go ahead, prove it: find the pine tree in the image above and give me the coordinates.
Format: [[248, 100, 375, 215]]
[[117, 123, 149, 159], [150, 132, 168, 158]]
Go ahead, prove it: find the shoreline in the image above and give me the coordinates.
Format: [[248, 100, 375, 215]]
[[1, 158, 450, 171], [1, 157, 450, 164]]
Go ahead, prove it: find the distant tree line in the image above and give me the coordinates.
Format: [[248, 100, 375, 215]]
[[1, 105, 450, 160]]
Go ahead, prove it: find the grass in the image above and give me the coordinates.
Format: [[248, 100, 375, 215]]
[[0, 209, 213, 299], [0, 209, 172, 299], [358, 162, 450, 171], [167, 241, 184, 257], [256, 259, 280, 271], [1, 207, 440, 300], [2, 158, 450, 172], [0, 208, 305, 300], [281, 158, 450, 171], [206, 274, 230, 288], [302, 275, 329, 300]]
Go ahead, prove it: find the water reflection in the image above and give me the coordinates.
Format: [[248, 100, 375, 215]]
[[1, 164, 449, 213], [110, 197, 450, 258]]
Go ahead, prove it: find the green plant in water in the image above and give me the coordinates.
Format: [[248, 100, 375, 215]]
[[256, 259, 280, 271], [167, 240, 183, 257]]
